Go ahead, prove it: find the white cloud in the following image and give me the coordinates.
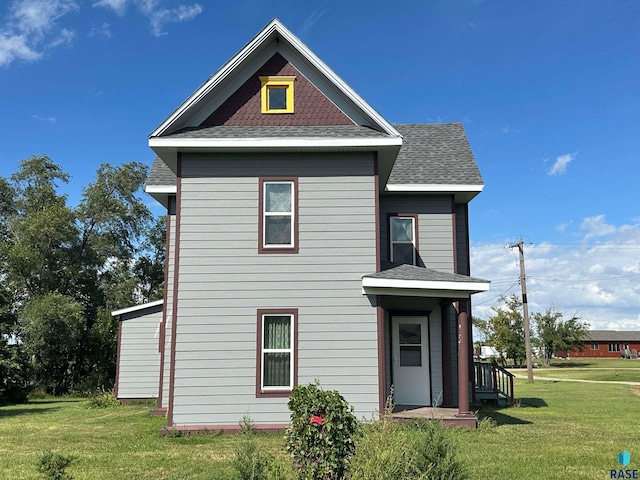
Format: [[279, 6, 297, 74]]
[[89, 22, 112, 38], [0, 32, 41, 65], [580, 214, 617, 238], [94, 0, 202, 36], [0, 0, 78, 66], [470, 217, 640, 332], [93, 0, 129, 16], [31, 114, 56, 122], [147, 3, 202, 37], [548, 151, 577, 176], [299, 7, 325, 37]]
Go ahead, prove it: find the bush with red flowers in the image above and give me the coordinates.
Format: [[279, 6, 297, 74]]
[[285, 381, 359, 480]]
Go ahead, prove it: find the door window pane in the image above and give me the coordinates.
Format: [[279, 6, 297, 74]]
[[400, 346, 422, 366], [399, 323, 421, 344]]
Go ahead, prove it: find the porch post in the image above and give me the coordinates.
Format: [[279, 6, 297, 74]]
[[456, 303, 473, 420]]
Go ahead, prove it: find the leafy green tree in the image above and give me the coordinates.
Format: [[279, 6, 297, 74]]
[[1, 155, 160, 395], [21, 293, 84, 395], [486, 294, 526, 366], [533, 308, 589, 366]]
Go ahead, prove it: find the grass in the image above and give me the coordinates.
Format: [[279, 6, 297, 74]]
[[0, 398, 283, 479], [1, 369, 639, 479], [510, 357, 640, 382]]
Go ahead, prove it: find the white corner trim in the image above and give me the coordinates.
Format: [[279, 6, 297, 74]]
[[111, 299, 164, 317], [149, 137, 403, 149], [385, 184, 484, 193], [145, 185, 177, 194], [361, 277, 490, 292]]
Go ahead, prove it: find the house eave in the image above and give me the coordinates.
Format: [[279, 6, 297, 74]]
[[111, 299, 164, 317], [385, 183, 484, 202], [361, 277, 490, 298], [148, 136, 403, 150]]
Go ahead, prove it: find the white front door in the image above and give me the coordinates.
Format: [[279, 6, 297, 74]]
[[392, 316, 431, 405]]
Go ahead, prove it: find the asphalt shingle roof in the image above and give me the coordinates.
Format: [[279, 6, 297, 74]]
[[164, 124, 389, 139], [363, 260, 489, 284], [146, 157, 175, 186], [389, 123, 484, 186], [584, 330, 640, 342], [146, 123, 483, 188]]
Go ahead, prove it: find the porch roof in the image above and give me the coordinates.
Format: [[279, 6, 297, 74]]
[[362, 261, 490, 298]]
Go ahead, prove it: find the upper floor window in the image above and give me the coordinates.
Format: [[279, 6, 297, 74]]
[[259, 178, 298, 254], [260, 76, 295, 114], [390, 215, 417, 265]]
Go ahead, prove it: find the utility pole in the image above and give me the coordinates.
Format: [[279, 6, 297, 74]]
[[510, 237, 534, 383]]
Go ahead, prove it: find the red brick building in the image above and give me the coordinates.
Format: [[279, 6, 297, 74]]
[[557, 330, 640, 358]]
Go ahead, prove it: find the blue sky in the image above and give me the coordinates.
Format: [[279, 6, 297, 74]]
[[1, 0, 639, 331]]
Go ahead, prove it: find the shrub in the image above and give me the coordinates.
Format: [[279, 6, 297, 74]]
[[37, 451, 74, 480], [350, 396, 466, 480], [285, 381, 359, 480], [232, 416, 295, 480], [84, 389, 121, 409]]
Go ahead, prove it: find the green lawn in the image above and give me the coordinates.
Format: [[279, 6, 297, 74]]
[[509, 357, 640, 382], [1, 378, 639, 479]]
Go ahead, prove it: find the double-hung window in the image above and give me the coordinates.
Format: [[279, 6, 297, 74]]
[[259, 178, 298, 253], [256, 309, 297, 397], [390, 215, 417, 265]]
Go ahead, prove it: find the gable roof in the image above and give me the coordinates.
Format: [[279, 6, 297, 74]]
[[149, 19, 400, 139], [146, 124, 484, 203], [584, 330, 640, 342], [386, 123, 484, 201]]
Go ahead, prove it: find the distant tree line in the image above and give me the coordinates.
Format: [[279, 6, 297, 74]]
[[474, 294, 590, 367], [0, 155, 164, 403]]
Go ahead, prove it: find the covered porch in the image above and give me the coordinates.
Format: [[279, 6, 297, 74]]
[[363, 262, 490, 428]]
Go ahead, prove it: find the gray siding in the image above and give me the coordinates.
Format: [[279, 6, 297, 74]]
[[117, 305, 162, 399], [161, 212, 176, 408], [428, 308, 443, 405], [379, 194, 455, 273], [171, 153, 379, 426]]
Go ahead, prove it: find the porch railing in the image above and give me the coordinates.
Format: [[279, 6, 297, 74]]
[[473, 361, 515, 405]]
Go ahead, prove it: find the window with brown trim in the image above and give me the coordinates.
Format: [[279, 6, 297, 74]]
[[258, 177, 299, 254], [256, 309, 298, 397], [389, 214, 418, 265]]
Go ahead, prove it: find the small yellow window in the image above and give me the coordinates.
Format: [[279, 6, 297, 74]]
[[260, 76, 295, 114]]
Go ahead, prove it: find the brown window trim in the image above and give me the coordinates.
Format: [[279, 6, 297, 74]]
[[388, 213, 419, 265], [256, 308, 299, 398], [258, 177, 299, 254]]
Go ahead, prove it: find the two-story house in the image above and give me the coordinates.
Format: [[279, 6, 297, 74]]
[[115, 19, 490, 432]]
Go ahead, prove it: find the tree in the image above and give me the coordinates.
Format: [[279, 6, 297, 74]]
[[20, 293, 84, 395], [0, 155, 161, 396], [534, 308, 589, 366], [486, 294, 526, 366]]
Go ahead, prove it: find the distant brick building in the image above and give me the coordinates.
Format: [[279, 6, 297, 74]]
[[556, 330, 640, 358]]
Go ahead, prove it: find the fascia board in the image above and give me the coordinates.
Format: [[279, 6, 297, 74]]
[[361, 277, 490, 293], [149, 21, 280, 138], [144, 185, 177, 194], [149, 137, 403, 149], [386, 184, 484, 193], [274, 23, 401, 138], [149, 19, 402, 140], [111, 299, 164, 317]]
